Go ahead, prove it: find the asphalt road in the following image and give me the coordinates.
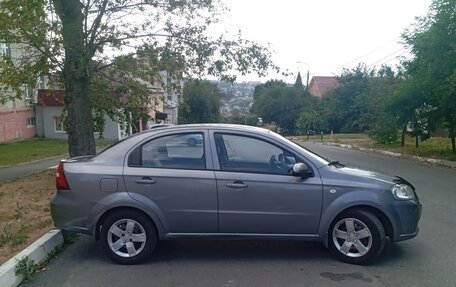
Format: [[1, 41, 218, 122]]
[[24, 142, 456, 287]]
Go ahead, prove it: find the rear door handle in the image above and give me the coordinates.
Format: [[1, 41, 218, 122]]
[[226, 181, 248, 188], [135, 177, 157, 184]]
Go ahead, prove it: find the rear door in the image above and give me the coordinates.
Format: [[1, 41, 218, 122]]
[[123, 130, 217, 233]]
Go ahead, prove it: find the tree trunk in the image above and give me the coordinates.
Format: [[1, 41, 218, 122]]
[[450, 123, 456, 153], [452, 133, 455, 153], [401, 125, 406, 147], [53, 0, 95, 156], [415, 134, 419, 148]]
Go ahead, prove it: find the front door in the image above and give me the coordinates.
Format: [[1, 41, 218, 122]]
[[213, 133, 323, 235]]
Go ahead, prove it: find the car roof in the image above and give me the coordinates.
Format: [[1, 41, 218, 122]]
[[141, 123, 271, 134]]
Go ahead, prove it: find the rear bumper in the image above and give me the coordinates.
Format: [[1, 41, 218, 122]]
[[50, 191, 93, 236]]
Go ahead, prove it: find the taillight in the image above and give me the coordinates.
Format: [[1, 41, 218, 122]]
[[56, 162, 71, 190]]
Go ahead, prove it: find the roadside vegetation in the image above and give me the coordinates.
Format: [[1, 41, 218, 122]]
[[0, 138, 115, 166], [0, 138, 68, 166], [293, 133, 456, 161], [0, 170, 55, 264]]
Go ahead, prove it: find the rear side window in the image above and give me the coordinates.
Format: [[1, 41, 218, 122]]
[[130, 133, 206, 170]]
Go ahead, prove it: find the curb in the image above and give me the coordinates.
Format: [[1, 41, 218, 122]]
[[0, 229, 64, 287], [321, 142, 456, 169]]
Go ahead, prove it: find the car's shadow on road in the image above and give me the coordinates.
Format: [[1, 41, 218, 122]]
[[64, 233, 413, 267], [82, 235, 411, 266], [148, 240, 331, 263]]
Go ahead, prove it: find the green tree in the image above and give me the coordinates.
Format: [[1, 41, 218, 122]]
[[313, 64, 402, 142], [179, 80, 221, 123], [251, 80, 316, 134], [294, 72, 303, 90], [399, 0, 456, 151], [0, 0, 275, 156], [317, 64, 372, 133], [296, 111, 327, 135]]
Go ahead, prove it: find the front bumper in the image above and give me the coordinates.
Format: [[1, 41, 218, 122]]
[[389, 199, 422, 242]]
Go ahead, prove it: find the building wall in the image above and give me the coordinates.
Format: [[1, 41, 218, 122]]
[[159, 71, 182, 124], [35, 105, 45, 137], [0, 107, 36, 142], [102, 115, 121, 140], [164, 106, 178, 124], [0, 42, 47, 142], [39, 106, 68, 140], [38, 106, 121, 141], [308, 82, 321, 98]]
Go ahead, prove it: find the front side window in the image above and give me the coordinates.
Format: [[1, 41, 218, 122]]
[[133, 133, 205, 170], [215, 133, 297, 175]]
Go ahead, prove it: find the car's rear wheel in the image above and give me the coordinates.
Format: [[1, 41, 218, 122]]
[[328, 209, 385, 265], [101, 210, 157, 264]]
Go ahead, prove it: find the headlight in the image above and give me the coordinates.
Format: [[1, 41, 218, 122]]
[[391, 184, 415, 200]]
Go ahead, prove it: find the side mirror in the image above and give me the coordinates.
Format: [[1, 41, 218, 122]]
[[292, 163, 312, 177]]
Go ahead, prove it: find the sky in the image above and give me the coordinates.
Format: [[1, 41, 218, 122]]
[[221, 0, 433, 83]]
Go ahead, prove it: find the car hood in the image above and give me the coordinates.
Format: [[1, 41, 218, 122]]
[[319, 165, 398, 190]]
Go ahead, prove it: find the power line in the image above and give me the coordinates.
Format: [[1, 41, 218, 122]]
[[367, 47, 411, 68], [342, 36, 402, 67]]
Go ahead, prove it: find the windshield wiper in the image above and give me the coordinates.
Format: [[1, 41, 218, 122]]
[[328, 160, 345, 168]]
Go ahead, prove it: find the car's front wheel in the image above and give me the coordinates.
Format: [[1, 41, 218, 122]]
[[101, 210, 157, 264], [328, 209, 385, 265]]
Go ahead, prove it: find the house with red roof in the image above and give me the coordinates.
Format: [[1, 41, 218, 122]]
[[308, 76, 339, 98]]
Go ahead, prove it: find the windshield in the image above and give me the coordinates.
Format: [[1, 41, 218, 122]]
[[268, 131, 330, 167]]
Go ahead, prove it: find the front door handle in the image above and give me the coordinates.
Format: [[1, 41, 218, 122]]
[[135, 177, 157, 184], [226, 181, 248, 188]]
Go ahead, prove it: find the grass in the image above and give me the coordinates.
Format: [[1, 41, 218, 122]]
[[0, 138, 68, 166], [293, 133, 456, 162], [0, 170, 55, 264], [371, 137, 456, 161], [0, 137, 115, 166]]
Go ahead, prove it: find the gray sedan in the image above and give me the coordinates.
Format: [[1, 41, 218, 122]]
[[51, 124, 421, 265]]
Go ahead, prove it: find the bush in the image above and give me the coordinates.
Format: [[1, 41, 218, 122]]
[[368, 121, 399, 144]]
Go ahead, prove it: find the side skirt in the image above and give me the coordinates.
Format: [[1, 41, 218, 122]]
[[162, 233, 320, 241]]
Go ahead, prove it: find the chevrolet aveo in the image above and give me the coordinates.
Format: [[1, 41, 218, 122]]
[[51, 124, 421, 265]]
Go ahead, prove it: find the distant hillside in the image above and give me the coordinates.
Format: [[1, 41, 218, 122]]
[[213, 81, 260, 116]]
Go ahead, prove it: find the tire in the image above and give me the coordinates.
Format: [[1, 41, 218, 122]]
[[101, 210, 157, 265], [328, 209, 385, 265]]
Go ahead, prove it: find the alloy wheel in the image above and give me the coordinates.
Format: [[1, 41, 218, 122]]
[[107, 219, 147, 258], [332, 217, 372, 258]]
